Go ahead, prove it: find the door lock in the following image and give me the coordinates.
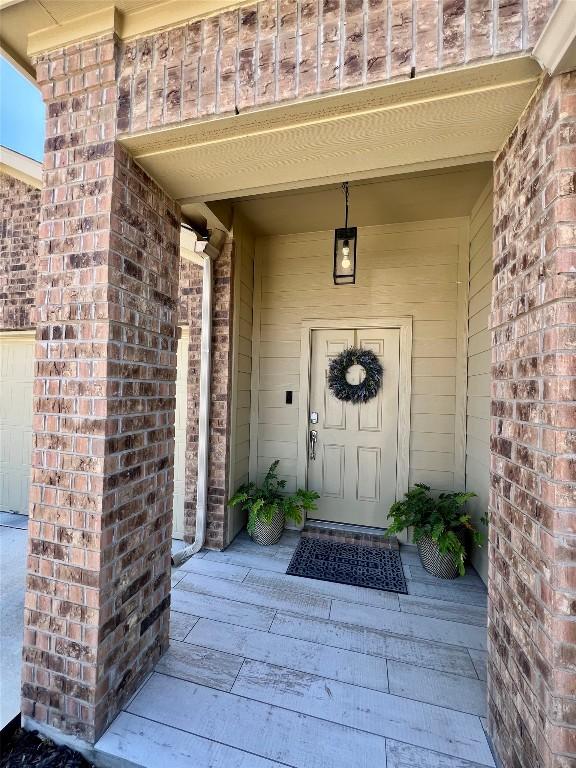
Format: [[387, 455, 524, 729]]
[[309, 429, 318, 461]]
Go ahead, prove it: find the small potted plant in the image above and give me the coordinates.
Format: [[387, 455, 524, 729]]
[[228, 460, 320, 546], [387, 483, 485, 578]]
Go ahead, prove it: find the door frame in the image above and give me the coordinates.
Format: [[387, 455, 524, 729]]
[[297, 317, 412, 524]]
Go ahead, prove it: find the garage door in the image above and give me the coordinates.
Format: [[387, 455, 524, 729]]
[[0, 329, 190, 531], [173, 327, 189, 539], [0, 332, 34, 515]]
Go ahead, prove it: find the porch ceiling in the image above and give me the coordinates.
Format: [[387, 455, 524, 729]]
[[122, 57, 541, 204], [224, 163, 492, 236]]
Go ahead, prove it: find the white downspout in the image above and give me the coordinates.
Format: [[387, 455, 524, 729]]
[[172, 238, 219, 567]]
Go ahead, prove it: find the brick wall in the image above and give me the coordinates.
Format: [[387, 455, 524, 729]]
[[116, 0, 555, 135], [178, 256, 201, 325], [22, 35, 181, 743], [0, 167, 233, 553], [0, 172, 40, 330], [489, 71, 576, 768], [184, 238, 235, 550]]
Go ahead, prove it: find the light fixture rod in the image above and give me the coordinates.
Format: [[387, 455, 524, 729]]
[[342, 181, 349, 229]]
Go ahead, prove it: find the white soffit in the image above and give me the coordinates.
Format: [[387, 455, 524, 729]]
[[0, 145, 41, 187], [121, 57, 541, 203], [533, 0, 576, 75]]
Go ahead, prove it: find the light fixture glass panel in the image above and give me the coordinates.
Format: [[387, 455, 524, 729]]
[[333, 226, 357, 285]]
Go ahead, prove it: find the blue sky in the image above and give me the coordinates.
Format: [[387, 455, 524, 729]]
[[0, 56, 44, 161]]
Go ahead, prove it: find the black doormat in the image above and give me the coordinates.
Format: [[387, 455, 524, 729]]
[[286, 537, 407, 594]]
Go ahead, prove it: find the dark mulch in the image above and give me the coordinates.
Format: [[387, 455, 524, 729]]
[[286, 536, 408, 593], [0, 727, 95, 768]]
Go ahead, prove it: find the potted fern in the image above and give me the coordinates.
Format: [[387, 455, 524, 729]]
[[387, 483, 485, 578], [228, 460, 319, 546]]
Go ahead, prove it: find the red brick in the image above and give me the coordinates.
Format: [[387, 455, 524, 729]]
[[490, 73, 576, 768], [111, 1, 554, 135], [23, 35, 181, 745], [0, 174, 40, 329]]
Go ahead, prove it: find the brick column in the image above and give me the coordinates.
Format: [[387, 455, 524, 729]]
[[0, 173, 40, 330], [184, 237, 235, 550], [22, 37, 181, 743], [489, 71, 576, 768]]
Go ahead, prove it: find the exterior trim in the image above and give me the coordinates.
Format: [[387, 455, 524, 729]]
[[0, 39, 35, 83], [26, 1, 248, 57], [0, 146, 41, 188], [227, 227, 241, 501], [120, 0, 244, 40], [532, 0, 576, 75], [454, 218, 471, 490], [248, 245, 262, 484], [0, 329, 35, 340], [28, 7, 119, 58]]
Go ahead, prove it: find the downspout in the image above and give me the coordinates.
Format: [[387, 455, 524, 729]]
[[172, 238, 220, 567]]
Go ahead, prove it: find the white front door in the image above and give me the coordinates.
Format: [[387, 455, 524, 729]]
[[307, 328, 400, 528]]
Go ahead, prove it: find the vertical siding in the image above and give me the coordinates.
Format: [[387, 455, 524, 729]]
[[228, 213, 255, 540], [466, 182, 493, 584], [252, 220, 468, 498]]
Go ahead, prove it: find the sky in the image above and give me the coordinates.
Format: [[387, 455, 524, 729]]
[[0, 56, 44, 162]]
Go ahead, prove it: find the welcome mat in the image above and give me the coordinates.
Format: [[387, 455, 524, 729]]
[[286, 537, 408, 594]]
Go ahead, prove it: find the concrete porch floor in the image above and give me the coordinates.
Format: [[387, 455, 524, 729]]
[[96, 530, 493, 767], [0, 511, 28, 730]]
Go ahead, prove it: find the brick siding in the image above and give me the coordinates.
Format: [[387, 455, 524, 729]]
[[0, 172, 40, 330], [489, 71, 576, 768], [0, 168, 235, 554], [22, 36, 181, 743], [10, 3, 575, 755], [177, 256, 200, 325], [116, 0, 556, 136]]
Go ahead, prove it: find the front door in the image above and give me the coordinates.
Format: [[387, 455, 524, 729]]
[[307, 328, 400, 528]]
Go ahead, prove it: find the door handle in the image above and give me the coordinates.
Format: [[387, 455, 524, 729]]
[[309, 430, 318, 461]]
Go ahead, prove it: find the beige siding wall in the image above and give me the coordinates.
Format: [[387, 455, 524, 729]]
[[251, 220, 469, 501], [466, 183, 493, 584], [228, 213, 255, 540]]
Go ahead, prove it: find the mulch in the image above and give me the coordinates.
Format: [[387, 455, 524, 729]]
[[0, 727, 95, 768]]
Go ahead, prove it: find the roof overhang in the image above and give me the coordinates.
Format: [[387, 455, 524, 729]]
[[0, 0, 244, 80], [119, 56, 542, 203], [532, 0, 576, 76], [0, 145, 41, 187]]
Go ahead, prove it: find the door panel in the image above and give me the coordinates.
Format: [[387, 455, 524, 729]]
[[357, 447, 381, 502], [307, 328, 400, 528], [321, 444, 345, 499]]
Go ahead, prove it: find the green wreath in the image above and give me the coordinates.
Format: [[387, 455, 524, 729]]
[[328, 347, 383, 404]]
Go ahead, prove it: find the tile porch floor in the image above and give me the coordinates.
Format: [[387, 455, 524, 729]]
[[0, 511, 28, 729], [96, 530, 494, 768]]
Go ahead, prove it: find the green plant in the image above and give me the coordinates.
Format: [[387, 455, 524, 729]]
[[387, 483, 485, 576], [228, 460, 319, 537]]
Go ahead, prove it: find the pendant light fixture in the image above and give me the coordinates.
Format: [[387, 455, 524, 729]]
[[333, 181, 357, 285]]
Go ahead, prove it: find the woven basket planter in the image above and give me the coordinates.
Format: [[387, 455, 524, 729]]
[[416, 531, 466, 580], [250, 507, 285, 546]]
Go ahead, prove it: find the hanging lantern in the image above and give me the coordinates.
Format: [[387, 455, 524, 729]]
[[333, 181, 357, 285]]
